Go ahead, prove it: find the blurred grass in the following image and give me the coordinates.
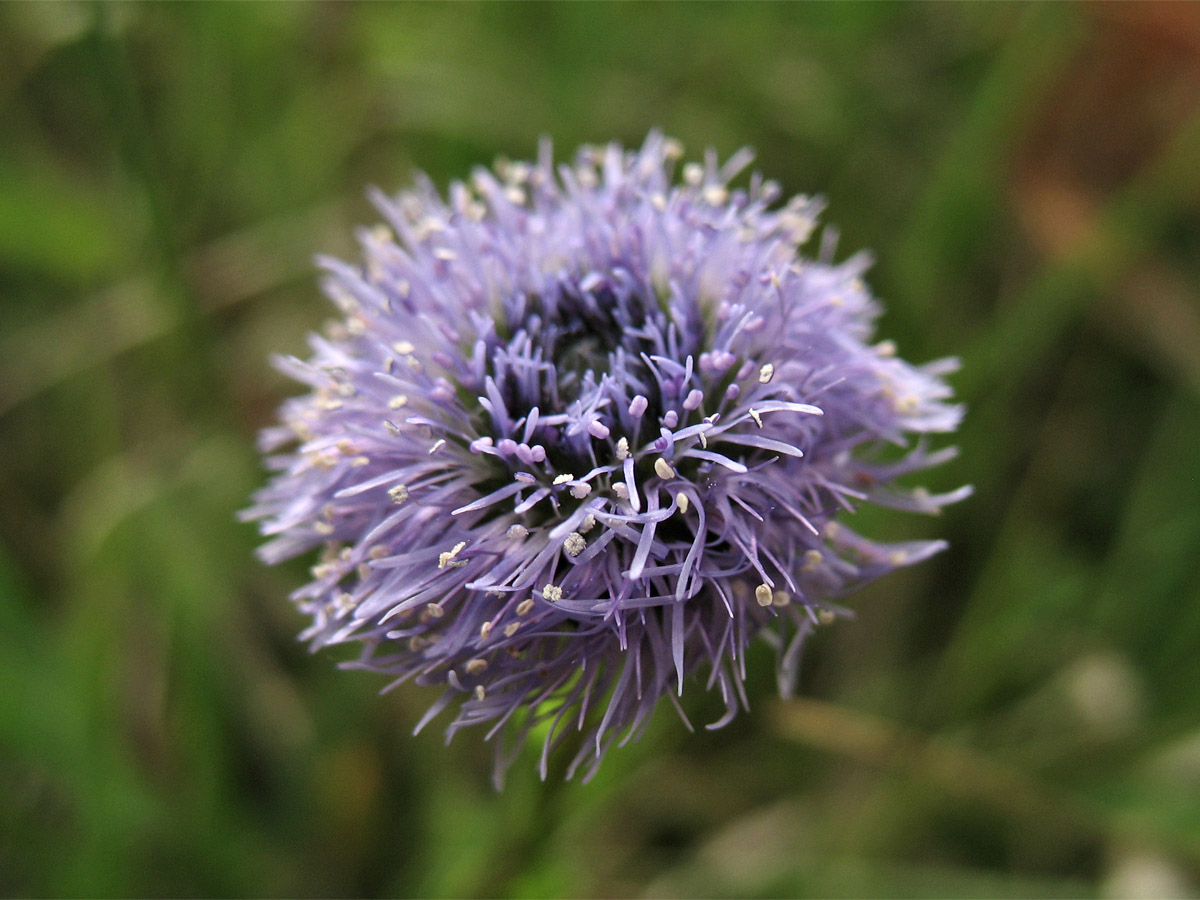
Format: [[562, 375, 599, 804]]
[[2, 2, 1200, 897]]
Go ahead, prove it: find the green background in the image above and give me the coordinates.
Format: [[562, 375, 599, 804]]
[[3, 3, 1200, 896]]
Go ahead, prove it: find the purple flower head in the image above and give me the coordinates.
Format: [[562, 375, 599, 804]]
[[244, 133, 970, 785]]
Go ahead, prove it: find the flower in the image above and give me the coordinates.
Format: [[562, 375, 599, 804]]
[[244, 133, 970, 785]]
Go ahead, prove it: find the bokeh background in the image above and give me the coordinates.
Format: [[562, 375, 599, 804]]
[[3, 3, 1200, 897]]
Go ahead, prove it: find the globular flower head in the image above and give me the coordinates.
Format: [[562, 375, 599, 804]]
[[244, 133, 969, 784]]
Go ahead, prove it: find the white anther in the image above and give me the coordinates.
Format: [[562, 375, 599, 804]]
[[748, 408, 763, 428], [542, 583, 563, 603], [612, 482, 629, 500], [758, 364, 774, 384], [570, 483, 592, 499], [507, 523, 528, 540], [429, 439, 446, 454], [817, 609, 837, 625], [465, 658, 487, 675], [438, 541, 467, 569], [579, 513, 597, 534], [654, 458, 675, 480], [772, 590, 791, 608], [516, 598, 535, 617], [801, 549, 823, 572], [480, 621, 493, 640], [393, 341, 415, 355], [504, 622, 521, 637], [388, 394, 408, 409], [314, 521, 335, 535], [564, 532, 586, 557], [676, 492, 689, 515], [616, 437, 630, 460], [351, 456, 370, 467], [703, 184, 729, 206], [553, 473, 574, 485], [755, 583, 773, 607], [387, 484, 409, 505], [683, 162, 704, 186], [426, 603, 445, 618], [474, 685, 486, 701]]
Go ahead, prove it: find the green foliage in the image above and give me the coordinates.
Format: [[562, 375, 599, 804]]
[[2, 3, 1198, 896]]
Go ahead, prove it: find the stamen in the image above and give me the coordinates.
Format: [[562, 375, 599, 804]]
[[564, 532, 587, 557], [542, 583, 563, 602], [703, 184, 729, 206], [754, 583, 773, 607], [516, 598, 535, 616], [654, 458, 676, 480], [466, 658, 487, 674], [616, 437, 630, 460], [676, 493, 689, 515], [438, 541, 467, 569], [759, 364, 774, 384], [426, 603, 445, 618]]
